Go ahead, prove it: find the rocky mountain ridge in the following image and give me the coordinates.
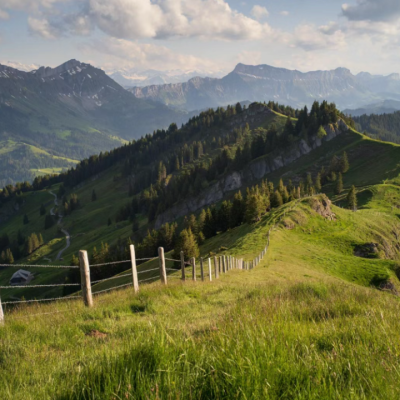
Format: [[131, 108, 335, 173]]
[[130, 63, 400, 112]]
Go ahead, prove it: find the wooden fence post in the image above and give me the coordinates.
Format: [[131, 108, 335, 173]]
[[222, 256, 226, 273], [200, 258, 205, 281], [191, 257, 196, 281], [208, 258, 212, 281], [158, 247, 167, 285], [79, 250, 93, 307], [219, 256, 222, 273], [0, 297, 4, 326], [214, 256, 219, 279], [180, 251, 186, 281], [130, 244, 139, 294]]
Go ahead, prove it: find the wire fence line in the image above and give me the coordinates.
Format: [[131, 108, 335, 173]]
[[0, 195, 313, 323], [0, 263, 79, 269]]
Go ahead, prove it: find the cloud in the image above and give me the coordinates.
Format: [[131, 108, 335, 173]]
[[291, 23, 346, 51], [342, 0, 400, 22], [28, 16, 61, 39], [0, 9, 10, 19], [80, 37, 223, 72], [250, 5, 269, 21], [280, 11, 289, 17], [234, 50, 262, 65], [0, 60, 41, 71], [23, 0, 274, 41]]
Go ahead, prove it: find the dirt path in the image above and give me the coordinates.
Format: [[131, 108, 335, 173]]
[[49, 190, 71, 260]]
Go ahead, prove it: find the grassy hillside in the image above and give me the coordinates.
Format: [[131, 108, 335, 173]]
[[2, 196, 400, 399]]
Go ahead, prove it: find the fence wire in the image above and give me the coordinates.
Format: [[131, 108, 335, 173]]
[[0, 283, 81, 289], [0, 263, 79, 269], [3, 295, 81, 305]]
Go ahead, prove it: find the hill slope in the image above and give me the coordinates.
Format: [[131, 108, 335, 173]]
[[2, 194, 400, 399]]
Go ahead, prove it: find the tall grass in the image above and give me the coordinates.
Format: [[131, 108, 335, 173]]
[[1, 274, 400, 399]]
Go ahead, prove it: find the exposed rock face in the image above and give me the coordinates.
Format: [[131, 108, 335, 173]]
[[307, 195, 336, 221], [155, 120, 348, 228]]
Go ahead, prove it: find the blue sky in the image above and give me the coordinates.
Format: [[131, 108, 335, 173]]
[[0, 0, 399, 75]]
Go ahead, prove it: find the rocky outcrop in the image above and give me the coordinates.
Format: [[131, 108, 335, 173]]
[[155, 120, 348, 228]]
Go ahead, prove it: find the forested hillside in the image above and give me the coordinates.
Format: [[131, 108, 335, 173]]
[[353, 111, 400, 144]]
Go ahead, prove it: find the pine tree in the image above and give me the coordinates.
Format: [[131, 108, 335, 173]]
[[335, 173, 343, 195], [23, 214, 29, 225], [38, 233, 44, 246], [314, 173, 321, 192], [31, 233, 39, 251], [108, 218, 112, 226], [91, 189, 97, 202], [203, 208, 217, 238], [347, 185, 357, 210], [71, 254, 79, 266], [40, 203, 46, 216], [271, 190, 283, 208], [173, 228, 199, 261], [340, 151, 350, 173], [230, 191, 245, 228], [245, 191, 265, 223], [5, 248, 14, 264], [218, 201, 232, 232], [25, 236, 33, 255]]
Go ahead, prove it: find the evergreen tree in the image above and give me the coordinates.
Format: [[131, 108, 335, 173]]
[[40, 203, 46, 216], [71, 254, 79, 266], [203, 208, 217, 238], [340, 151, 350, 173], [245, 191, 265, 223], [335, 173, 343, 195], [347, 185, 357, 210], [173, 228, 199, 261], [24, 236, 33, 255], [330, 171, 337, 182], [218, 201, 232, 232], [5, 248, 14, 264], [38, 233, 44, 246], [230, 191, 245, 228], [23, 214, 29, 225], [271, 190, 283, 208], [91, 189, 97, 202], [108, 218, 112, 226], [315, 173, 322, 192]]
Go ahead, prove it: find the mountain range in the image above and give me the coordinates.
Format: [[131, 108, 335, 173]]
[[108, 68, 225, 87], [130, 63, 400, 112], [0, 59, 186, 186]]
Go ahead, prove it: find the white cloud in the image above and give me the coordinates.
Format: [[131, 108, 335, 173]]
[[24, 0, 275, 41], [28, 16, 60, 39], [0, 60, 41, 71], [280, 11, 289, 17], [291, 23, 347, 51], [250, 5, 269, 21], [80, 37, 223, 72], [234, 50, 262, 65]]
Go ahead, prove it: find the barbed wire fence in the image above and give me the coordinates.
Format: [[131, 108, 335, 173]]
[[0, 195, 313, 325]]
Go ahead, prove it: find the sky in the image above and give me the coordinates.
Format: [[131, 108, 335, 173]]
[[0, 0, 400, 76]]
